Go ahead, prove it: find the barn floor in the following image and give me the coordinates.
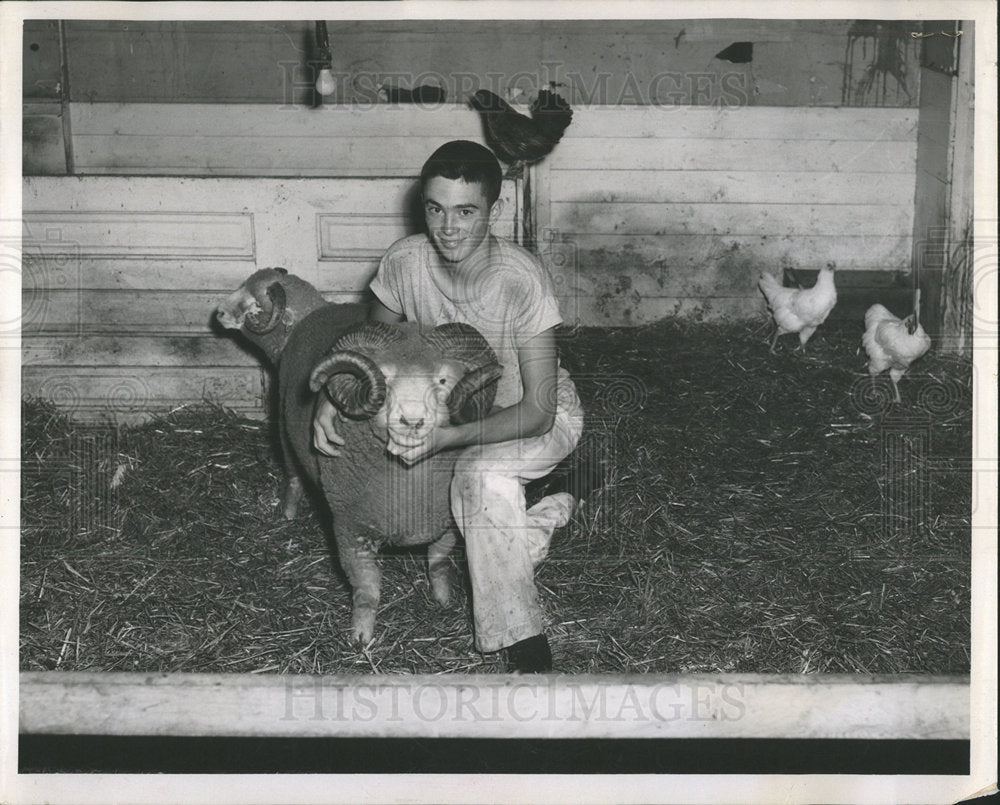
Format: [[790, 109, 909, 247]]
[[20, 319, 973, 675]]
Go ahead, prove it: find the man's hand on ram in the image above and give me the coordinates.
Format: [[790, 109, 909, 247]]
[[313, 395, 346, 456], [391, 424, 460, 466]]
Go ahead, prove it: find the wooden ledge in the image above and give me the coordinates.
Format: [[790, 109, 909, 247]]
[[19, 671, 969, 740]]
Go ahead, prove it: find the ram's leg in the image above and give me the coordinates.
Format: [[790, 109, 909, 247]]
[[278, 433, 304, 520], [427, 528, 459, 606], [281, 475, 305, 520], [335, 533, 381, 645]]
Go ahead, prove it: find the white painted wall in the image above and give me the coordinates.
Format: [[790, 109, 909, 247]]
[[21, 103, 919, 419], [21, 173, 518, 420]]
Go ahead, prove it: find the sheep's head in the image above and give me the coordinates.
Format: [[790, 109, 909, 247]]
[[309, 322, 503, 456], [215, 268, 327, 360]]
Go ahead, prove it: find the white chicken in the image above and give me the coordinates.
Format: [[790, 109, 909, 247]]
[[862, 287, 931, 403], [758, 262, 838, 353]]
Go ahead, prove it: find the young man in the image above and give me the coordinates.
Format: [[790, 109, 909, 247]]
[[314, 140, 584, 672]]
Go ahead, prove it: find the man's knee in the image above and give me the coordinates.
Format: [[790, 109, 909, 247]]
[[452, 456, 489, 488], [451, 460, 524, 512]]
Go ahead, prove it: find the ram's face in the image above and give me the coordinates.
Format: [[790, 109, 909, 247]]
[[374, 359, 465, 454], [215, 269, 292, 331], [215, 286, 260, 330]]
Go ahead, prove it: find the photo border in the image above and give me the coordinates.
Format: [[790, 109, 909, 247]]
[[1, 2, 995, 803]]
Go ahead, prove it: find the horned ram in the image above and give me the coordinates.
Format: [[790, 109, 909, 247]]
[[215, 268, 502, 644]]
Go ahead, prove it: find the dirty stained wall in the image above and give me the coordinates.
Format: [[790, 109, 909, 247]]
[[534, 105, 918, 325], [24, 19, 921, 109]]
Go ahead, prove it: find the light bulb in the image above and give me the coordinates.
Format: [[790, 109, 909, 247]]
[[317, 68, 337, 97]]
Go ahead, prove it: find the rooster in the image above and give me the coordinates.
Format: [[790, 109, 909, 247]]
[[468, 87, 573, 177], [861, 288, 931, 403], [758, 262, 838, 353]]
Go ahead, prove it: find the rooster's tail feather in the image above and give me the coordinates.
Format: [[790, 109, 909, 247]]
[[864, 303, 898, 330], [530, 89, 573, 141], [531, 88, 571, 114]]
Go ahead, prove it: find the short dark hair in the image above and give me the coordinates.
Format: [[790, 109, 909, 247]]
[[420, 140, 502, 205]]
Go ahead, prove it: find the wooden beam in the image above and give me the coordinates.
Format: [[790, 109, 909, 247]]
[[19, 671, 969, 740]]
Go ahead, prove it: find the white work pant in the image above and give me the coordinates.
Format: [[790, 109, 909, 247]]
[[450, 376, 585, 653]]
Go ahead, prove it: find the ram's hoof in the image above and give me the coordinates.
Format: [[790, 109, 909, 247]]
[[351, 610, 377, 646], [280, 476, 305, 520]]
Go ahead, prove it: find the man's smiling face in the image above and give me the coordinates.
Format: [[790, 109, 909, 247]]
[[423, 176, 501, 265]]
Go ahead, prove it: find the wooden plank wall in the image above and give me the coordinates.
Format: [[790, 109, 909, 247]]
[[24, 20, 921, 109], [21, 105, 520, 421], [21, 102, 918, 419], [910, 68, 953, 340], [937, 22, 976, 356], [534, 106, 919, 325], [911, 21, 975, 351], [67, 103, 498, 176]]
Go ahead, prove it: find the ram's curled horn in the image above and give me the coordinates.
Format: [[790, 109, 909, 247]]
[[447, 364, 504, 423], [245, 281, 287, 335], [424, 323, 503, 424], [332, 321, 406, 354], [309, 351, 387, 418], [308, 323, 403, 419]]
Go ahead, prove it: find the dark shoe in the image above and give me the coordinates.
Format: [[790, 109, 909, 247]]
[[526, 438, 605, 508], [505, 633, 553, 673]]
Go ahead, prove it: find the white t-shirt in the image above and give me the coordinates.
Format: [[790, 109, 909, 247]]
[[369, 233, 567, 408]]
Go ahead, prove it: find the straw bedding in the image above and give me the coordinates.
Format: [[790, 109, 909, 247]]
[[20, 319, 972, 674]]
